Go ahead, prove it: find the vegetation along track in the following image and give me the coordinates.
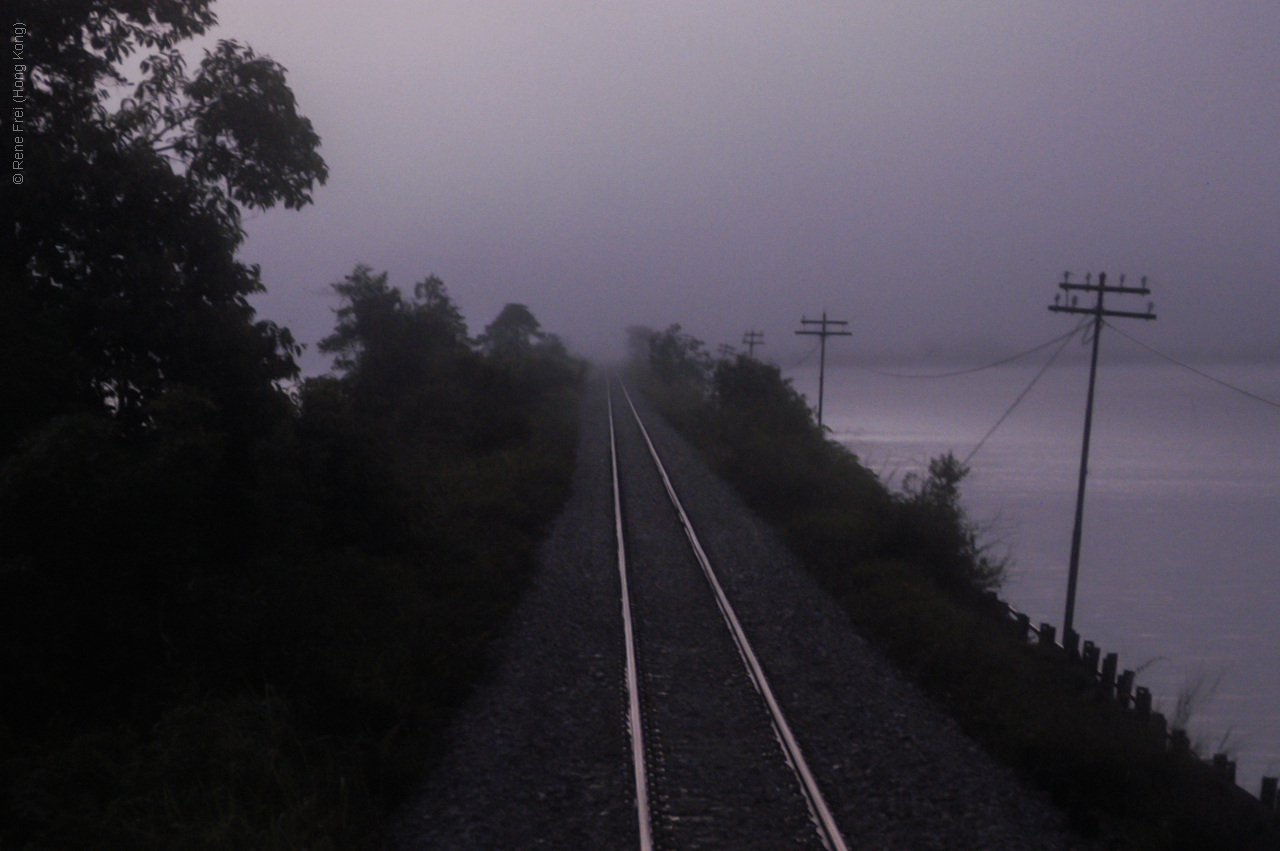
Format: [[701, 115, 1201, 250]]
[[609, 378, 846, 850]]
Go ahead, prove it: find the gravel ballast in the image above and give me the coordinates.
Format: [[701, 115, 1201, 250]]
[[391, 378, 1095, 849]]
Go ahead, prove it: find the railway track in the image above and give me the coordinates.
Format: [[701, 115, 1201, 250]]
[[608, 379, 849, 851], [393, 376, 1090, 850]]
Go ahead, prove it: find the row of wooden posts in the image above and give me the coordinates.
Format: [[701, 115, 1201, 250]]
[[983, 591, 1279, 812]]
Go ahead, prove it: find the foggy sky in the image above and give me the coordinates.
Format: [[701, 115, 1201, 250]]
[[205, 1, 1279, 369]]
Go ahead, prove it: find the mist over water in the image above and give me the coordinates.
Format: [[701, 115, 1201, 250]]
[[788, 358, 1280, 794]]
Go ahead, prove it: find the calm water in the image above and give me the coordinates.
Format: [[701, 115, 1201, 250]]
[[788, 358, 1280, 795]]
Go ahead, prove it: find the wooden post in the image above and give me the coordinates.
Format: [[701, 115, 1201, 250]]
[[1149, 711, 1167, 747], [794, 312, 851, 429], [1261, 776, 1277, 810], [1064, 628, 1080, 660], [1134, 686, 1152, 720], [1101, 652, 1118, 697], [1170, 728, 1190, 757], [1212, 754, 1237, 784], [1117, 670, 1135, 706], [1015, 612, 1031, 643], [1039, 623, 1056, 650], [1082, 641, 1100, 675], [1049, 271, 1156, 637]]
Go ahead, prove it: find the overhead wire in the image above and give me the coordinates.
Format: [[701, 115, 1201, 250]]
[[852, 325, 1086, 379], [1102, 321, 1280, 412], [961, 319, 1088, 466], [785, 340, 821, 370], [775, 307, 1272, 481]]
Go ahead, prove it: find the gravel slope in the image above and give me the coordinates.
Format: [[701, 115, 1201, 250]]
[[390, 378, 1095, 849]]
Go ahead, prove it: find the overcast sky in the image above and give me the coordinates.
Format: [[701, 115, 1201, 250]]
[[204, 1, 1279, 369]]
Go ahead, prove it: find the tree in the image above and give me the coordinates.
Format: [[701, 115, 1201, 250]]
[[626, 325, 656, 364], [5, 1, 327, 451], [647, 324, 713, 389], [479, 303, 544, 357], [896, 453, 1006, 594], [318, 266, 410, 376], [713, 355, 814, 436], [319, 266, 471, 411]]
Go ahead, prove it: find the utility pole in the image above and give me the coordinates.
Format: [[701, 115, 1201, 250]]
[[1049, 271, 1156, 643], [742, 328, 765, 358], [794, 311, 851, 429], [717, 343, 737, 359]]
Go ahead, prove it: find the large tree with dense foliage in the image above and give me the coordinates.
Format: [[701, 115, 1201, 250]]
[[318, 265, 470, 419], [479, 302, 545, 357], [644, 324, 714, 389], [4, 0, 327, 451], [2, 0, 329, 718]]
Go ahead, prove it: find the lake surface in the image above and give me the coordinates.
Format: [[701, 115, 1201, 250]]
[[787, 357, 1280, 795]]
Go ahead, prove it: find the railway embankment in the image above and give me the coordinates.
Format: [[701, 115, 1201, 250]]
[[392, 377, 1092, 849], [630, 324, 1280, 851]]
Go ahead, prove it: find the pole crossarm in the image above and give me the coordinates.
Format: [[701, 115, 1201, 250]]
[[795, 320, 852, 336], [1049, 305, 1157, 320], [1057, 283, 1152, 295]]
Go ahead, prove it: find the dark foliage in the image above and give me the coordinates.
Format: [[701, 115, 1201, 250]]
[[642, 323, 714, 390], [891, 453, 1006, 595], [642, 349, 998, 597], [2, 4, 585, 847], [0, 263, 584, 848], [5, 0, 326, 454]]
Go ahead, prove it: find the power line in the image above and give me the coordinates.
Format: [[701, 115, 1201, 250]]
[[1103, 321, 1280, 411], [961, 321, 1085, 466], [851, 326, 1086, 379], [784, 341, 821, 370]]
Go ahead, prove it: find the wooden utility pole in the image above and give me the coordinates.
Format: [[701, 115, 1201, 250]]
[[1049, 272, 1156, 641], [742, 329, 765, 358], [794, 311, 851, 429], [717, 343, 737, 359]]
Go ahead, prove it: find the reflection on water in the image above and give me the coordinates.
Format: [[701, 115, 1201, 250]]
[[789, 360, 1280, 793]]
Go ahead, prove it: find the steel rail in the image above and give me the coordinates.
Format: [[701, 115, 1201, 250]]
[[608, 383, 655, 851], [618, 381, 850, 851]]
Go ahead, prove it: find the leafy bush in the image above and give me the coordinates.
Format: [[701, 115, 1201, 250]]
[[631, 347, 995, 599], [891, 453, 1006, 595]]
